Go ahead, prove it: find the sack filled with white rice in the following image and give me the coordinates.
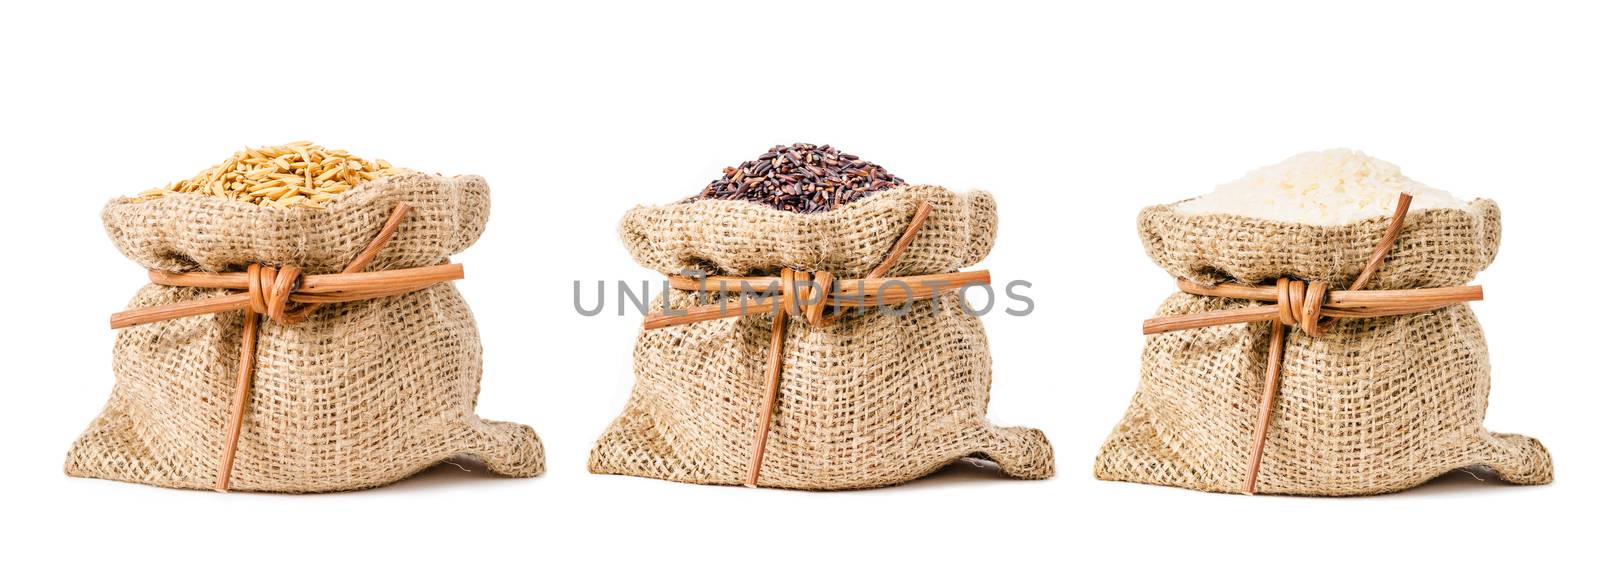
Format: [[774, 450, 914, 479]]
[[1095, 149, 1552, 496]]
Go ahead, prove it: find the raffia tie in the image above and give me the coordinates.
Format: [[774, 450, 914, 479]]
[[1141, 194, 1485, 494], [107, 203, 465, 492], [641, 201, 991, 487]]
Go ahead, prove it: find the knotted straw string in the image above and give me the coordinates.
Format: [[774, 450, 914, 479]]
[[641, 201, 992, 487], [107, 203, 466, 491], [1141, 193, 1486, 494]]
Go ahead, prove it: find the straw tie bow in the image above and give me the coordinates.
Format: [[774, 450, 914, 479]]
[[108, 203, 465, 491], [1141, 194, 1485, 494]]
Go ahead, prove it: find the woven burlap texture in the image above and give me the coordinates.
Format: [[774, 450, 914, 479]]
[[1096, 199, 1552, 495], [590, 185, 1054, 489], [66, 173, 544, 493]]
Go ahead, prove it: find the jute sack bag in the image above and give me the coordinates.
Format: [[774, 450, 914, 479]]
[[590, 185, 1054, 489], [67, 174, 544, 492], [1095, 197, 1553, 495]]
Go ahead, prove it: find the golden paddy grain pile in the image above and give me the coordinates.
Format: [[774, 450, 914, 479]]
[[137, 141, 410, 209]]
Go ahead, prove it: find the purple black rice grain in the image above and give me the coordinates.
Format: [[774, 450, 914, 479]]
[[692, 143, 906, 213]]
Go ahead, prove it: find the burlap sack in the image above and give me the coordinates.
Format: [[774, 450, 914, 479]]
[[589, 185, 1054, 489], [67, 173, 544, 492], [1095, 199, 1552, 495]]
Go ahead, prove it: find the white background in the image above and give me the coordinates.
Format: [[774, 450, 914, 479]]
[[2, 1, 1595, 583]]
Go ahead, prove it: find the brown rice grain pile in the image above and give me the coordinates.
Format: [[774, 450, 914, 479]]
[[136, 141, 411, 209]]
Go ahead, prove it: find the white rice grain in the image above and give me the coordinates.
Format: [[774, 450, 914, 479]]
[[1175, 149, 1466, 225]]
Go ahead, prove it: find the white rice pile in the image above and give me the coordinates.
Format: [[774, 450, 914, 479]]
[[1174, 149, 1466, 225]]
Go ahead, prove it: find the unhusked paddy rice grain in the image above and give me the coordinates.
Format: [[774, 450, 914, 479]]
[[136, 141, 410, 209]]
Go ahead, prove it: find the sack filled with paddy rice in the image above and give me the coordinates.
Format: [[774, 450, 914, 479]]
[[66, 142, 544, 492]]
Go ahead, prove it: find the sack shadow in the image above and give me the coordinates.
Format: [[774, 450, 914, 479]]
[[365, 455, 1028, 494], [369, 456, 523, 494], [1377, 466, 1545, 498], [877, 458, 1030, 492]]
